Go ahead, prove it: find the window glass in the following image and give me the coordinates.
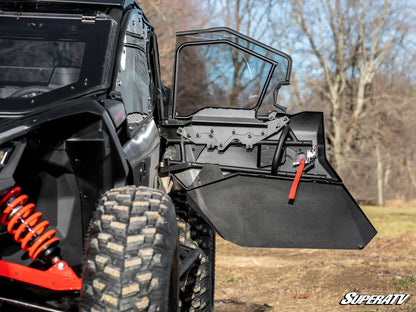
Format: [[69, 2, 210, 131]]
[[173, 29, 292, 117], [0, 17, 113, 103], [175, 43, 272, 116]]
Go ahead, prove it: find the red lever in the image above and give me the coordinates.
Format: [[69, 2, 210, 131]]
[[288, 158, 305, 204]]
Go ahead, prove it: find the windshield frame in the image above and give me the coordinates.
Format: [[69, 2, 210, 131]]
[[0, 12, 118, 113]]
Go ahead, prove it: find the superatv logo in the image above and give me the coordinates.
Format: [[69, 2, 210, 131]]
[[340, 292, 410, 305]]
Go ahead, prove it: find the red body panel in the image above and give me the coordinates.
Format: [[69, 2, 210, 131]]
[[0, 260, 82, 291]]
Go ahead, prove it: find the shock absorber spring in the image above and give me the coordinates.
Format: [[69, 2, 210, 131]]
[[0, 186, 60, 263]]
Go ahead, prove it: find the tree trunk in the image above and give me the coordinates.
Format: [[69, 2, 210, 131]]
[[384, 164, 391, 200], [405, 158, 416, 198], [375, 143, 384, 206], [332, 118, 344, 172]]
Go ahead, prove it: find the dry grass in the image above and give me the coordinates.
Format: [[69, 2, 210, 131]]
[[362, 204, 416, 238]]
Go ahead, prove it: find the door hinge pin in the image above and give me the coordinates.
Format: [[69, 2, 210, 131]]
[[82, 15, 96, 23]]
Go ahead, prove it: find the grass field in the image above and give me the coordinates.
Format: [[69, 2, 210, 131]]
[[363, 203, 416, 238]]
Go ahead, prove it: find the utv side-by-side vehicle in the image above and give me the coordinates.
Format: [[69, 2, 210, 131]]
[[0, 0, 376, 311]]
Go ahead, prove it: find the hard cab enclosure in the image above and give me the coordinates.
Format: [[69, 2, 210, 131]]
[[0, 0, 376, 310], [161, 28, 376, 249]]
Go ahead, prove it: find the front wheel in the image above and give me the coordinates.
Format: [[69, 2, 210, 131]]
[[80, 186, 178, 312], [177, 208, 215, 312]]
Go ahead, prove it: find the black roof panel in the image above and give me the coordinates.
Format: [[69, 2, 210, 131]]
[[4, 0, 134, 8]]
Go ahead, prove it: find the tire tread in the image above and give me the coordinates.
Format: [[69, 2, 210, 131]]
[[81, 186, 177, 312]]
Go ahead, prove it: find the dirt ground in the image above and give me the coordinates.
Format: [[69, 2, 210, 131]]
[[214, 230, 416, 312]]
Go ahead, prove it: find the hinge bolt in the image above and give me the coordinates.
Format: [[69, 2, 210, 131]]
[[57, 262, 65, 270]]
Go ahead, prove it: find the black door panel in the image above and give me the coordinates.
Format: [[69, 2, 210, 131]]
[[163, 27, 376, 249], [187, 174, 376, 249]]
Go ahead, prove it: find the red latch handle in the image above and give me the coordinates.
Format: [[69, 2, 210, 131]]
[[288, 158, 305, 204]]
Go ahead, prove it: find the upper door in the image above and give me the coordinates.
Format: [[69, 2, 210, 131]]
[[172, 28, 291, 118], [161, 28, 376, 250]]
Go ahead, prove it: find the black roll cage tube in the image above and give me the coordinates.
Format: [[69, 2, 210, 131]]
[[271, 124, 290, 175]]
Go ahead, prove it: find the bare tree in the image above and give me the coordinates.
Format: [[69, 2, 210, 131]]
[[267, 0, 415, 204], [275, 1, 411, 171], [214, 0, 272, 39], [138, 0, 210, 84]]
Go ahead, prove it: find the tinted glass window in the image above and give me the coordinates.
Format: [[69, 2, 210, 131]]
[[0, 15, 115, 107], [0, 40, 84, 93]]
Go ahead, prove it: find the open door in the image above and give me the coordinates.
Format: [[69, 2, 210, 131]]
[[160, 28, 376, 249]]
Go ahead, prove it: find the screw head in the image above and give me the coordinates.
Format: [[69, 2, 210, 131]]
[[57, 262, 65, 270]]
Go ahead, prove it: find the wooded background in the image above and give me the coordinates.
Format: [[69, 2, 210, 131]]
[[138, 0, 416, 205]]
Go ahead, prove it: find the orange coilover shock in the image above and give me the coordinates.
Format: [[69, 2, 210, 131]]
[[0, 186, 61, 263]]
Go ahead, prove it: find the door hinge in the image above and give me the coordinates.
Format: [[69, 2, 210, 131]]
[[81, 15, 96, 23]]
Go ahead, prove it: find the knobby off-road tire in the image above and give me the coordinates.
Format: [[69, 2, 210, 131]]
[[80, 186, 178, 312], [177, 207, 215, 312]]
